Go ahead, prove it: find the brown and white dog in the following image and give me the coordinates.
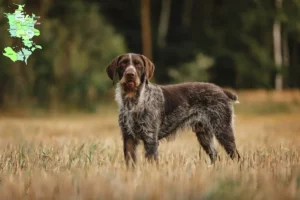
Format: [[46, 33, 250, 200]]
[[106, 53, 240, 166]]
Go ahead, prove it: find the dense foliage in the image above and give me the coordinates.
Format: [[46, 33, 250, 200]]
[[0, 0, 300, 110], [0, 0, 126, 110]]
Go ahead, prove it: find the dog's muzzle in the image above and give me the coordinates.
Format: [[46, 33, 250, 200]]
[[124, 66, 137, 82]]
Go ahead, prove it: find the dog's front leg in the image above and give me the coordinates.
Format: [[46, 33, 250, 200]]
[[142, 133, 159, 164], [123, 135, 138, 168]]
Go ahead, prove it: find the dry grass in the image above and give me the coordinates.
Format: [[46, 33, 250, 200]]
[[236, 89, 300, 104], [0, 92, 300, 200]]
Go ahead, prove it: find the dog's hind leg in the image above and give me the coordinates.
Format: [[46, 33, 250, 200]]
[[214, 125, 240, 161], [193, 123, 218, 164]]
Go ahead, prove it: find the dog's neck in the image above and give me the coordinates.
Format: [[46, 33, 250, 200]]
[[115, 81, 147, 110]]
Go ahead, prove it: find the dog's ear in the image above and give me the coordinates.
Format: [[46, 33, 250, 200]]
[[106, 55, 122, 81], [139, 55, 155, 80]]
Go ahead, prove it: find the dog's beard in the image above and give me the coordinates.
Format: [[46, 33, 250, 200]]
[[120, 77, 141, 98]]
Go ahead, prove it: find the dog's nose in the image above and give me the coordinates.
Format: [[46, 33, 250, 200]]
[[125, 71, 135, 78]]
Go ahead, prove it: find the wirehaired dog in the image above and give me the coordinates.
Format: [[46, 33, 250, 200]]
[[106, 53, 240, 166]]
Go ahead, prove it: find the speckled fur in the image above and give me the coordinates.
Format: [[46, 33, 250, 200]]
[[107, 53, 240, 166], [116, 81, 240, 165]]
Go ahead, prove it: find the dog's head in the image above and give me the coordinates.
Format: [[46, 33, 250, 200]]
[[106, 53, 155, 96]]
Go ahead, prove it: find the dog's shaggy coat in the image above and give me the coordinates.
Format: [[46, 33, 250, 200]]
[[106, 53, 240, 166]]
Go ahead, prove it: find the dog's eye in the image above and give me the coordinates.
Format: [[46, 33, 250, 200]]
[[120, 60, 128, 67], [134, 61, 141, 67], [135, 65, 142, 70]]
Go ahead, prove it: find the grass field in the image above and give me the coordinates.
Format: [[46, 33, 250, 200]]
[[0, 90, 300, 200]]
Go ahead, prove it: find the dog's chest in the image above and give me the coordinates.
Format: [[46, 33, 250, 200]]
[[117, 83, 164, 137], [120, 108, 147, 137]]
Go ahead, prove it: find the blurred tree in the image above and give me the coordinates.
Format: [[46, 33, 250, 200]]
[[168, 53, 214, 83], [273, 0, 283, 90], [141, 0, 152, 60], [1, 0, 300, 111], [181, 0, 193, 28], [157, 0, 171, 49], [0, 0, 127, 110], [101, 0, 300, 89]]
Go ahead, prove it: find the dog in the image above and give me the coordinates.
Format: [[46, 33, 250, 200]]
[[106, 53, 240, 166]]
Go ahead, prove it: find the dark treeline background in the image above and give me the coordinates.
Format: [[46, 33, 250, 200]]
[[0, 0, 300, 111]]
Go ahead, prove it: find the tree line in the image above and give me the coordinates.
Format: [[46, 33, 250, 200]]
[[0, 0, 299, 111]]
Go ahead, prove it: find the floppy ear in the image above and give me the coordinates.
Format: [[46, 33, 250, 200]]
[[106, 56, 121, 81], [139, 55, 155, 80]]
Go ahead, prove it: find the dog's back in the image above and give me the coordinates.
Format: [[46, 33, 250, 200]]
[[158, 82, 236, 139]]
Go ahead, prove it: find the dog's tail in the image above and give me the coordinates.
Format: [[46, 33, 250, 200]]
[[223, 90, 239, 103]]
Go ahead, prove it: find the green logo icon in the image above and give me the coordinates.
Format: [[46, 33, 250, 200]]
[[3, 4, 42, 64]]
